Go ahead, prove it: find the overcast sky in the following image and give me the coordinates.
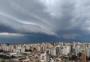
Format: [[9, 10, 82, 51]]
[[0, 0, 90, 40]]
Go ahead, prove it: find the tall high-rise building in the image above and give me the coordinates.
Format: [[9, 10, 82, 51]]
[[81, 45, 87, 62], [40, 52, 47, 62]]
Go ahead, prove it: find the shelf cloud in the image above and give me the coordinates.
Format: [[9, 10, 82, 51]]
[[0, 0, 90, 39]]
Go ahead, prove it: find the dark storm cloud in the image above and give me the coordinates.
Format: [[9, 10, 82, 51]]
[[0, 25, 16, 32], [0, 0, 55, 35], [0, 0, 90, 39]]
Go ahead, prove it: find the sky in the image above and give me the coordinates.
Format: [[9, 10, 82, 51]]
[[0, 0, 90, 42]]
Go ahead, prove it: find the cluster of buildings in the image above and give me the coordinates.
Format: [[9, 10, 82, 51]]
[[0, 42, 90, 62]]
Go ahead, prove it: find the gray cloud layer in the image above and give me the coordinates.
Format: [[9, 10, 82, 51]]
[[0, 0, 90, 39]]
